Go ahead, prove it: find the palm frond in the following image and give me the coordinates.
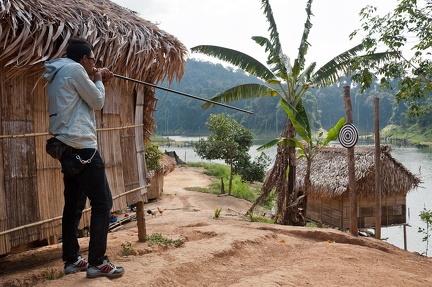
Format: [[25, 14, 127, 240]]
[[323, 117, 346, 146], [311, 47, 399, 87], [298, 61, 316, 83], [190, 45, 277, 82], [260, 0, 287, 76], [310, 43, 367, 87], [280, 99, 311, 143], [257, 138, 281, 151], [297, 0, 314, 70], [201, 83, 279, 109]]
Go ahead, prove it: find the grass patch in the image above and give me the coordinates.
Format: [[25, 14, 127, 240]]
[[306, 221, 318, 228], [186, 162, 273, 211], [381, 124, 432, 146], [247, 211, 275, 224], [147, 233, 184, 247], [42, 268, 64, 280], [121, 241, 137, 256]]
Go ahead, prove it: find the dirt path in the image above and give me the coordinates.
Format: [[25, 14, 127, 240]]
[[1, 166, 432, 287]]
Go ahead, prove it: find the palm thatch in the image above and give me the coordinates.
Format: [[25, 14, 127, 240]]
[[296, 145, 420, 199], [0, 0, 187, 255], [0, 0, 187, 84]]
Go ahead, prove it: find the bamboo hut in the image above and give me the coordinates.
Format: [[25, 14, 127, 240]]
[[296, 146, 420, 230], [0, 0, 187, 255]]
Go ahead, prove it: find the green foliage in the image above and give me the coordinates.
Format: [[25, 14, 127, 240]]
[[147, 233, 184, 247], [42, 268, 64, 280], [185, 162, 271, 208], [306, 222, 318, 228], [351, 0, 432, 116], [153, 59, 432, 144], [145, 143, 164, 171], [121, 241, 137, 256], [260, 190, 276, 210], [236, 152, 271, 183], [418, 208, 432, 256], [214, 207, 222, 218], [194, 114, 256, 194], [247, 211, 275, 224]]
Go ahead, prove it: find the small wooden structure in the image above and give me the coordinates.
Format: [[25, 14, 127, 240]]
[[296, 146, 420, 230], [0, 0, 187, 255]]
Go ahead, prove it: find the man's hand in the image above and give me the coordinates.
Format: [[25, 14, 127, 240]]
[[93, 68, 114, 84]]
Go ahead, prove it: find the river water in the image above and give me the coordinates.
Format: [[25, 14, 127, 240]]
[[161, 136, 432, 255]]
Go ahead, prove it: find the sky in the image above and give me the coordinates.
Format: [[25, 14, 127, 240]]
[[110, 0, 398, 68]]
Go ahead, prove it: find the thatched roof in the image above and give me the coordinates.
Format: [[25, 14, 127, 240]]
[[295, 145, 420, 199], [0, 0, 187, 84]]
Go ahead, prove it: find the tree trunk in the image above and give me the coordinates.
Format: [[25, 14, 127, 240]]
[[228, 158, 233, 196], [281, 121, 297, 225], [247, 121, 291, 224]]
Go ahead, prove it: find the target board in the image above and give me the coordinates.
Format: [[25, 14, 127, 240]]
[[338, 123, 359, 148]]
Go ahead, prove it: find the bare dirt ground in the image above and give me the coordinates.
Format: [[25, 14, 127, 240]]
[[1, 166, 432, 287]]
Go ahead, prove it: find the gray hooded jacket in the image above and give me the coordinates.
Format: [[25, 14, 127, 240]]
[[44, 58, 105, 149]]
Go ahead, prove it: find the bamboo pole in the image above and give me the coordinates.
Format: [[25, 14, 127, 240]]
[[343, 86, 358, 236], [374, 97, 382, 239], [0, 185, 149, 236], [0, 123, 148, 139]]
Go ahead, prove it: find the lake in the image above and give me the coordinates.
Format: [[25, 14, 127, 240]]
[[160, 136, 432, 256]]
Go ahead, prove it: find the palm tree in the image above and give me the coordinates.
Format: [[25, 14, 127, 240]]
[[191, 0, 398, 225]]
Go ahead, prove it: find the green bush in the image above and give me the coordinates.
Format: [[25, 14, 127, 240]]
[[145, 143, 164, 171]]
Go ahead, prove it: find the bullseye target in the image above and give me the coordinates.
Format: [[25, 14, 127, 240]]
[[338, 123, 359, 148]]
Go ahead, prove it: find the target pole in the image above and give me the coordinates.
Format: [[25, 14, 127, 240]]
[[343, 86, 358, 237]]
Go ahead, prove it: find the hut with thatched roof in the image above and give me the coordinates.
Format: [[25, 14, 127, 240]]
[[295, 146, 420, 230], [0, 0, 187, 255]]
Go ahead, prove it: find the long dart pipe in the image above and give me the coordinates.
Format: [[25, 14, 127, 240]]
[[114, 74, 253, 114]]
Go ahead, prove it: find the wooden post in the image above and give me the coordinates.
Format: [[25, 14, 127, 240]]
[[403, 223, 410, 250], [136, 201, 147, 242], [343, 86, 358, 236], [374, 97, 382, 239]]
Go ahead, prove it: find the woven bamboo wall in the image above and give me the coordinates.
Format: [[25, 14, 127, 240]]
[[308, 193, 407, 229], [0, 65, 150, 255]]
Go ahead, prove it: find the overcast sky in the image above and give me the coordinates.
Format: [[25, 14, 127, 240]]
[[111, 0, 397, 68]]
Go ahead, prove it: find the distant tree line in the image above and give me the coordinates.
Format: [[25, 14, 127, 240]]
[[153, 59, 431, 137]]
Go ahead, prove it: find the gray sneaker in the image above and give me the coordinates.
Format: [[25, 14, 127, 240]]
[[64, 255, 88, 275], [86, 257, 124, 278]]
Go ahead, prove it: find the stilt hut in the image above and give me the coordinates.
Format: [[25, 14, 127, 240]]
[[296, 146, 420, 230], [0, 0, 187, 255]]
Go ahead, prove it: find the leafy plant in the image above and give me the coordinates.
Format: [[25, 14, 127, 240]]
[[145, 143, 164, 171], [194, 113, 254, 195], [147, 233, 184, 247], [247, 211, 275, 224], [121, 241, 137, 256], [214, 207, 222, 218], [418, 208, 432, 256], [42, 268, 64, 280]]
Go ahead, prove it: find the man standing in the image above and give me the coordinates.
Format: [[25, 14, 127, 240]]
[[44, 37, 124, 279]]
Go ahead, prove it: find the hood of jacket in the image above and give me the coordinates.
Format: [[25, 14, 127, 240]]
[[44, 58, 77, 82]]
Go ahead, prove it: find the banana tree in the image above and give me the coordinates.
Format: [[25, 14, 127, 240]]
[[248, 98, 345, 224], [191, 0, 398, 224]]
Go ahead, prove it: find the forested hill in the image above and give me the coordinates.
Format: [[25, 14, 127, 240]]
[[153, 59, 431, 140]]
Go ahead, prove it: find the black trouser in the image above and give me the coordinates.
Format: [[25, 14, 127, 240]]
[[60, 148, 112, 266]]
